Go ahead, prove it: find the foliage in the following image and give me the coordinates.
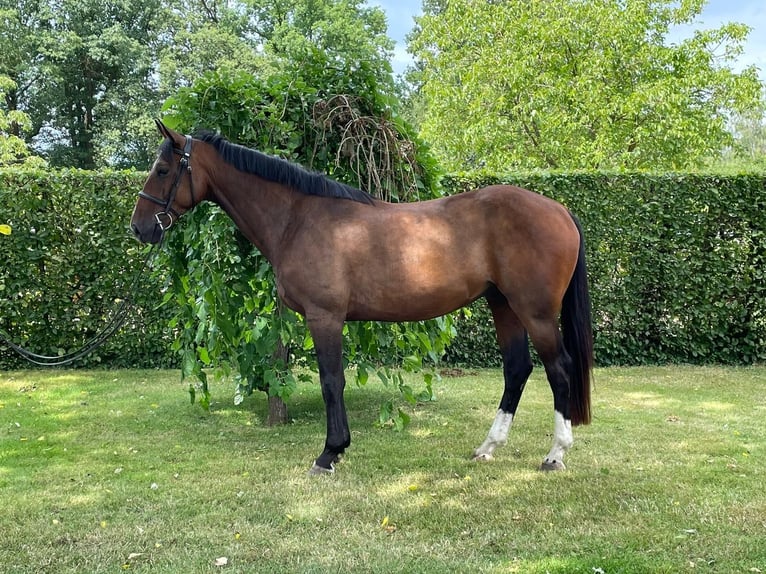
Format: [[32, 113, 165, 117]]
[[155, 0, 266, 95], [409, 0, 765, 171], [3, 0, 765, 173], [718, 108, 766, 170], [0, 75, 44, 167], [157, 66, 450, 420], [246, 0, 394, 79], [0, 168, 174, 369], [0, 0, 166, 169], [441, 303, 499, 368], [443, 172, 766, 366], [2, 366, 766, 572], [156, 0, 395, 94], [0, 0, 400, 171]]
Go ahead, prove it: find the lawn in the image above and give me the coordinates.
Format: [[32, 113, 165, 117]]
[[1, 366, 764, 573]]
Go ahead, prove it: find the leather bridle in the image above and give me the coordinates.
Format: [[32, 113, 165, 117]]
[[138, 135, 195, 232]]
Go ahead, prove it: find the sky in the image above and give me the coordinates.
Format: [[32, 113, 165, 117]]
[[370, 0, 766, 84]]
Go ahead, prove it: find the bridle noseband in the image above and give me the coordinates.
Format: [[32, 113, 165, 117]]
[[138, 135, 195, 232]]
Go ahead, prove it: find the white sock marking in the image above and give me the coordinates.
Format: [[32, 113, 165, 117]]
[[474, 410, 514, 459], [544, 411, 573, 467]]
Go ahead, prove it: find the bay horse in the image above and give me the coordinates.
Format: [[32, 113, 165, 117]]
[[131, 119, 594, 474]]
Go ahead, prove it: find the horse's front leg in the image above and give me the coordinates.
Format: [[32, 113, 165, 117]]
[[306, 314, 350, 475]]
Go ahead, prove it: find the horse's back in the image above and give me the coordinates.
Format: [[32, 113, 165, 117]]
[[471, 184, 572, 222]]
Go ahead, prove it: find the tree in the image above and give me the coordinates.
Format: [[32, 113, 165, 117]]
[[153, 0, 449, 426], [248, 0, 394, 75], [0, 75, 44, 167], [156, 0, 266, 94], [0, 4, 42, 140], [725, 109, 766, 169], [0, 0, 404, 170], [156, 0, 395, 106], [0, 0, 165, 169], [409, 0, 764, 171], [159, 67, 449, 426]]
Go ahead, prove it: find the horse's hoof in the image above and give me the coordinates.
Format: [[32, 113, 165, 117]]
[[308, 463, 334, 476], [472, 452, 493, 462], [540, 459, 566, 472]]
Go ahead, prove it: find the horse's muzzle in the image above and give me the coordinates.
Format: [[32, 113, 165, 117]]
[[131, 222, 163, 244]]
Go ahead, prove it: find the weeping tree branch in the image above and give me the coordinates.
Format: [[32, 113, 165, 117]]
[[312, 95, 423, 202]]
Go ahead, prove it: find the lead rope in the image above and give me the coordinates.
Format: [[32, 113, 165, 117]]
[[0, 243, 159, 367]]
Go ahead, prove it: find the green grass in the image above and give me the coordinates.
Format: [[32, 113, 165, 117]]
[[1, 366, 765, 573]]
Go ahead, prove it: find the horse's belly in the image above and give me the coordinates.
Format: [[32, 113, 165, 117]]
[[346, 278, 485, 322]]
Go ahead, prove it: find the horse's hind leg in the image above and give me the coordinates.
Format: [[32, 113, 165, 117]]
[[527, 318, 574, 471], [473, 288, 533, 461]]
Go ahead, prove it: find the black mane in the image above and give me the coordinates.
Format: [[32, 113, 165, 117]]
[[194, 131, 374, 205]]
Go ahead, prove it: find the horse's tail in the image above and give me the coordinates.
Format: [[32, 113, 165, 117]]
[[561, 214, 594, 426]]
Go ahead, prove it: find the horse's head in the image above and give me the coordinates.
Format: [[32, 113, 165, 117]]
[[130, 119, 200, 244]]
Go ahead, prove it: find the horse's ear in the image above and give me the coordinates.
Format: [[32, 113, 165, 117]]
[[155, 118, 172, 139], [155, 118, 186, 149]]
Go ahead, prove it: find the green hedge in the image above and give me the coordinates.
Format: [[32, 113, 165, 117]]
[[0, 169, 175, 369], [443, 173, 766, 366], [2, 169, 765, 369]]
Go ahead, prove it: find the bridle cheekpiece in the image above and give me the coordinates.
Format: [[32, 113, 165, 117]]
[[138, 135, 195, 232]]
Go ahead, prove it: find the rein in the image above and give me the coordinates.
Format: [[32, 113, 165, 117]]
[[1, 135, 197, 366], [2, 136, 195, 366], [0, 136, 196, 367], [137, 135, 194, 231], [0, 244, 158, 366]]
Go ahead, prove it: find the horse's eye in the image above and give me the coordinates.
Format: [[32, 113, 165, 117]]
[[157, 166, 170, 177]]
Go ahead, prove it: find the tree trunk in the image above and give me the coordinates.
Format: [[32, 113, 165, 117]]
[[266, 337, 289, 426], [267, 393, 289, 426]]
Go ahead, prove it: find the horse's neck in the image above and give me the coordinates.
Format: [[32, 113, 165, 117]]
[[209, 170, 295, 264]]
